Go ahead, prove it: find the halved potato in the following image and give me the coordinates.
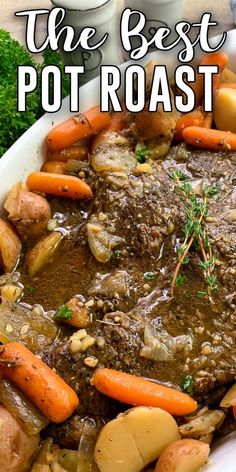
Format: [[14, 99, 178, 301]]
[[0, 218, 21, 273], [94, 407, 180, 472], [214, 88, 236, 133], [25, 231, 62, 276], [154, 439, 210, 472]]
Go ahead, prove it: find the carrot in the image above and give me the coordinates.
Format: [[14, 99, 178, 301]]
[[26, 172, 92, 200], [47, 107, 111, 151], [47, 146, 89, 162], [203, 112, 213, 129], [175, 110, 204, 141], [41, 161, 67, 174], [106, 110, 127, 132], [219, 82, 236, 89], [192, 52, 229, 105], [93, 368, 197, 416], [0, 342, 79, 423], [183, 126, 236, 151]]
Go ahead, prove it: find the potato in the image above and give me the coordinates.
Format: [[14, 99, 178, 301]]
[[221, 68, 236, 83], [94, 407, 180, 472], [4, 183, 51, 240], [154, 439, 210, 472], [0, 404, 39, 472], [214, 88, 236, 133], [25, 231, 62, 276], [0, 218, 21, 273]]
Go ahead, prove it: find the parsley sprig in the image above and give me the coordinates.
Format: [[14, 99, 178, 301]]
[[0, 29, 70, 157], [54, 304, 73, 321], [135, 145, 151, 163]]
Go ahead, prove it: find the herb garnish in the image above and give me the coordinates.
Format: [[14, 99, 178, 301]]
[[54, 304, 73, 320], [27, 286, 34, 295], [114, 250, 122, 259], [181, 375, 194, 395], [0, 29, 70, 158], [135, 145, 151, 163], [170, 170, 220, 300], [144, 272, 155, 282]]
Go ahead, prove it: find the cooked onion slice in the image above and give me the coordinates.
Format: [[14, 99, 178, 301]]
[[220, 384, 236, 408], [0, 379, 49, 435]]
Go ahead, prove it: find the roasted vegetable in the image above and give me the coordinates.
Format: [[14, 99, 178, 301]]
[[0, 379, 49, 435], [0, 298, 58, 352], [0, 404, 39, 472], [0, 342, 79, 423], [25, 231, 63, 276], [220, 383, 236, 408], [214, 87, 236, 133], [0, 218, 21, 272], [154, 439, 210, 472], [4, 183, 51, 240], [94, 406, 180, 472], [87, 223, 124, 263], [179, 410, 225, 438]]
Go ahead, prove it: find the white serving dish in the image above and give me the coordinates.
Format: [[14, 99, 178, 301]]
[[1, 29, 236, 471]]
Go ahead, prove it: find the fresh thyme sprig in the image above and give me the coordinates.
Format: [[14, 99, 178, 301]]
[[170, 169, 220, 300]]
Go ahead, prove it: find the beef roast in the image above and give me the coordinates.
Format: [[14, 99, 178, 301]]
[[21, 140, 236, 445]]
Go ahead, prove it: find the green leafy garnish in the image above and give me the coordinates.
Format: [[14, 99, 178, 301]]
[[144, 272, 155, 282], [175, 274, 187, 287], [114, 250, 121, 259], [54, 304, 73, 320], [135, 145, 150, 163], [27, 286, 34, 295], [170, 173, 220, 300], [0, 29, 70, 158], [181, 375, 194, 395]]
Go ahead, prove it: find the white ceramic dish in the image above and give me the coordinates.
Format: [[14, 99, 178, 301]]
[[1, 29, 236, 472]]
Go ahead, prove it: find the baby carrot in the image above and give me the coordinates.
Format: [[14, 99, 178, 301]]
[[26, 172, 92, 200], [47, 107, 111, 151], [93, 368, 197, 416], [175, 110, 204, 141], [193, 52, 229, 105], [0, 342, 79, 423], [183, 126, 236, 151], [47, 146, 89, 162], [41, 161, 67, 174], [219, 82, 236, 89]]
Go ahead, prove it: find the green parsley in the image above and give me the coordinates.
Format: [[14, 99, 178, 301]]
[[27, 286, 34, 295], [135, 145, 151, 164], [54, 304, 73, 321], [114, 249, 122, 259], [144, 272, 155, 282], [0, 29, 70, 158], [181, 375, 194, 395]]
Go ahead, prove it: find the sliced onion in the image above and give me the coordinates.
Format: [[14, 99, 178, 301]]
[[0, 298, 58, 352], [87, 223, 124, 263], [220, 384, 236, 408], [0, 379, 49, 435], [179, 410, 225, 438], [140, 324, 193, 362], [77, 417, 101, 472]]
